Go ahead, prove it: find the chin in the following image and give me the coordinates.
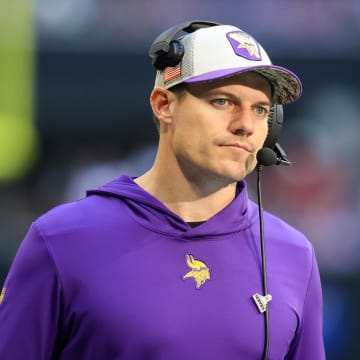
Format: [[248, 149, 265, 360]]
[[221, 160, 255, 182], [215, 168, 248, 184]]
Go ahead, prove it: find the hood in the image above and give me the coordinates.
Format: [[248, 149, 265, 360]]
[[86, 174, 258, 239]]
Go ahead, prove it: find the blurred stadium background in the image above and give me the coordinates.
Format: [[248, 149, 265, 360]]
[[1, 1, 360, 358]]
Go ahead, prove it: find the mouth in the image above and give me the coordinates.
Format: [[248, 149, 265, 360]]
[[221, 143, 251, 153]]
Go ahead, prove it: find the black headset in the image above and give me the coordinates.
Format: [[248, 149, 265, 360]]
[[149, 20, 290, 167], [149, 20, 221, 70]]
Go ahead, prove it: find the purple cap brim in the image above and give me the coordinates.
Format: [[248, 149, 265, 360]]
[[184, 65, 302, 104]]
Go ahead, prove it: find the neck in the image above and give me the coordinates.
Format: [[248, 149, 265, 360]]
[[135, 158, 237, 222]]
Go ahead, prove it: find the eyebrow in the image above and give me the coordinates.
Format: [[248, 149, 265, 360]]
[[202, 89, 272, 106], [254, 100, 272, 107]]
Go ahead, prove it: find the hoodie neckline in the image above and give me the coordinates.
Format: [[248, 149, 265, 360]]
[[86, 174, 255, 239]]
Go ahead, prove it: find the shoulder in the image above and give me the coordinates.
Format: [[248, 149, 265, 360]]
[[266, 209, 315, 268], [261, 208, 317, 289], [34, 193, 126, 240], [248, 198, 312, 251], [247, 199, 316, 279], [25, 193, 134, 280], [264, 210, 312, 250]]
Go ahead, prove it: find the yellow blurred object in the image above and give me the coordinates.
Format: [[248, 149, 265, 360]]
[[0, 0, 39, 181], [0, 114, 38, 179]]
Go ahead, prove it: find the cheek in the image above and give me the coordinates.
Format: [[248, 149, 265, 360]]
[[171, 121, 199, 154], [258, 122, 269, 148], [245, 153, 257, 175], [171, 125, 217, 167], [172, 114, 214, 153], [174, 131, 209, 158]]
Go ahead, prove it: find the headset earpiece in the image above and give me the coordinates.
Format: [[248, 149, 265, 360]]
[[152, 40, 185, 70], [149, 20, 221, 70], [258, 104, 290, 166], [264, 104, 283, 149]]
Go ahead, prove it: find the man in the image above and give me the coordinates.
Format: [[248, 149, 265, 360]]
[[0, 22, 325, 359]]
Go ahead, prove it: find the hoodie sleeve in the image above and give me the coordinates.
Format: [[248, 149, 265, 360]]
[[286, 247, 326, 360], [0, 222, 62, 360]]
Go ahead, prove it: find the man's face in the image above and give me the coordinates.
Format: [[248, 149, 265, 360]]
[[158, 72, 272, 185]]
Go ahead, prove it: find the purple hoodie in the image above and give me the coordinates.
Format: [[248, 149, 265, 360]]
[[0, 174, 325, 359]]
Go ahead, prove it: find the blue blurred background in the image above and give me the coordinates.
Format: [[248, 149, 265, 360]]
[[1, 1, 360, 358]]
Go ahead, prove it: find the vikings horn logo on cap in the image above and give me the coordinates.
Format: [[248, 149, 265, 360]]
[[227, 31, 262, 61]]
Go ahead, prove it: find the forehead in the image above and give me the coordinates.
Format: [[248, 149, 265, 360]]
[[185, 72, 272, 98]]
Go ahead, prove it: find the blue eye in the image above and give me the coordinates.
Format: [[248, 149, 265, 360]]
[[255, 106, 268, 116], [215, 99, 229, 106]]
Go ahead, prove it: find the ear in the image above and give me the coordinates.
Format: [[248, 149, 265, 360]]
[[150, 87, 177, 125]]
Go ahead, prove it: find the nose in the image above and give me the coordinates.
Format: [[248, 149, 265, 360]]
[[228, 109, 255, 137]]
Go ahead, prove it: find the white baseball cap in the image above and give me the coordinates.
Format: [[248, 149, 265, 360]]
[[154, 24, 302, 104]]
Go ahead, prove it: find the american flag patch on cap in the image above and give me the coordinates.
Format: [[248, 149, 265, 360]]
[[164, 63, 182, 83]]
